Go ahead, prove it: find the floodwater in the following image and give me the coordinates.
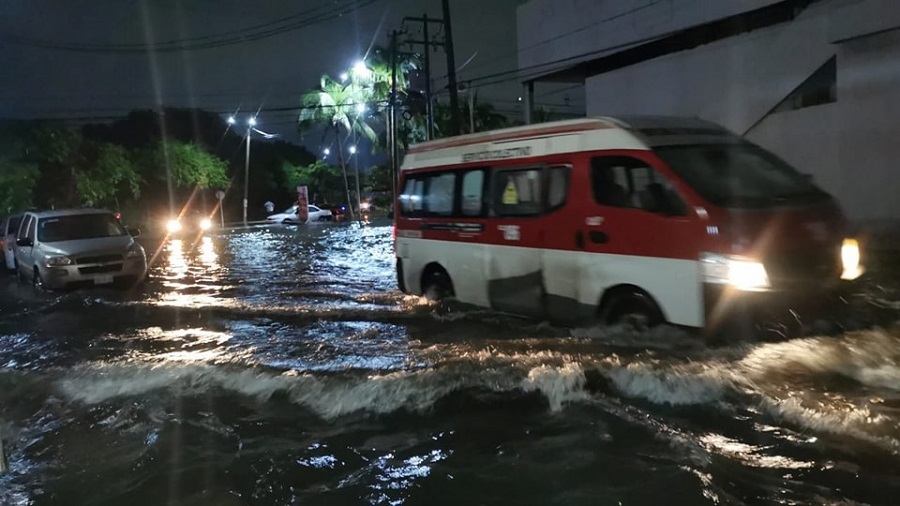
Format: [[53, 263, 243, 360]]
[[1, 224, 899, 505]]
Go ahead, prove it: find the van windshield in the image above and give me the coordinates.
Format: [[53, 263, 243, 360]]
[[38, 214, 127, 242], [654, 143, 830, 208]]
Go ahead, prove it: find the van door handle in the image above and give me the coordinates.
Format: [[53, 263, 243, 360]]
[[589, 231, 608, 244], [575, 230, 586, 250]]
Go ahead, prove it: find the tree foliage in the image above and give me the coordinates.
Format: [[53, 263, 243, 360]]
[[281, 160, 345, 205], [75, 142, 141, 206], [0, 156, 39, 213], [366, 164, 393, 192], [138, 141, 228, 189]]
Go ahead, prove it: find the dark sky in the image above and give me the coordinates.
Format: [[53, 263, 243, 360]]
[[0, 0, 535, 155]]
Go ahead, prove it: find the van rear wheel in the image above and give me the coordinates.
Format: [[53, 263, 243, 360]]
[[422, 268, 454, 301]]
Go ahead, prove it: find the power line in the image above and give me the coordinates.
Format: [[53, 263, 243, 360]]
[[0, 0, 382, 53], [443, 1, 661, 79]]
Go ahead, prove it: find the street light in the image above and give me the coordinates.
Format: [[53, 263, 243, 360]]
[[348, 145, 357, 155], [353, 60, 371, 79], [228, 115, 258, 227]]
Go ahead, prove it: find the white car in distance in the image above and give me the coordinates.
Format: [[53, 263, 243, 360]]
[[265, 205, 332, 224]]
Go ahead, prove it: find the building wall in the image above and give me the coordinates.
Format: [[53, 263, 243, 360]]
[[517, 0, 783, 71], [517, 0, 900, 222]]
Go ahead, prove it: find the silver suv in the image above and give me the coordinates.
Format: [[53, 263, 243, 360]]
[[15, 209, 147, 289]]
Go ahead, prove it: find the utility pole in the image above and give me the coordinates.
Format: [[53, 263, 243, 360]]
[[422, 14, 434, 140], [403, 14, 446, 140], [389, 29, 399, 198], [243, 125, 250, 227], [442, 0, 461, 136]]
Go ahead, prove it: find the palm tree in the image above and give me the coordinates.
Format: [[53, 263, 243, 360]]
[[298, 75, 376, 221]]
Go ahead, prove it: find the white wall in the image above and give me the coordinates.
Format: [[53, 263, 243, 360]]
[[517, 0, 783, 72], [564, 0, 900, 222]]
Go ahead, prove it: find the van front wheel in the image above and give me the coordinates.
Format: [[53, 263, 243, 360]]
[[602, 292, 663, 330]]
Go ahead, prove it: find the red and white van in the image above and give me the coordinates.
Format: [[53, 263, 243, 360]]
[[393, 116, 862, 331]]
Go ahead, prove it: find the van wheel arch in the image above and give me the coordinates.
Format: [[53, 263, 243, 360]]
[[598, 284, 665, 328], [421, 263, 454, 301]]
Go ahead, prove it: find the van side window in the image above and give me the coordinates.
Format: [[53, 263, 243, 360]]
[[399, 178, 426, 216], [591, 156, 687, 216], [425, 173, 456, 216], [547, 166, 570, 211], [399, 173, 457, 217], [492, 168, 541, 217], [461, 170, 485, 216]]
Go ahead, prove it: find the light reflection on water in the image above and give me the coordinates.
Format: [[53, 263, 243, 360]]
[[3, 225, 900, 505], [151, 236, 235, 309]]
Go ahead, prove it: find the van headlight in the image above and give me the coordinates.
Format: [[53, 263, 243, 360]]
[[46, 256, 73, 267], [701, 252, 769, 291], [841, 238, 863, 280]]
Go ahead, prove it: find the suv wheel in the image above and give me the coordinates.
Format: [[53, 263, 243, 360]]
[[32, 267, 45, 290]]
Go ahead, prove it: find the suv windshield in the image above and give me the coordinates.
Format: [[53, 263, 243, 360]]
[[654, 143, 829, 208], [38, 213, 127, 242]]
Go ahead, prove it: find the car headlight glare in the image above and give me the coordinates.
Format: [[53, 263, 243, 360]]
[[701, 252, 769, 291], [199, 218, 212, 231], [841, 238, 862, 280], [167, 219, 182, 233], [46, 256, 72, 267]]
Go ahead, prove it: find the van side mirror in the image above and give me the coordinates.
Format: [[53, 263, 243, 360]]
[[16, 237, 33, 247], [127, 227, 141, 237]]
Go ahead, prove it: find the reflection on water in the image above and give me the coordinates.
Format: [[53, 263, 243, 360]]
[[199, 236, 218, 268], [151, 236, 234, 308], [2, 225, 900, 506]]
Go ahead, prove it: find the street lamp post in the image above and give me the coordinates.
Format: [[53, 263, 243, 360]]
[[229, 115, 262, 227], [349, 144, 362, 220]]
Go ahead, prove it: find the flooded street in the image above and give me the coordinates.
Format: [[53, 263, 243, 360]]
[[1, 224, 900, 505]]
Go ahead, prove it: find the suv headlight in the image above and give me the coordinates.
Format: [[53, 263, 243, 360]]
[[46, 256, 73, 267], [700, 252, 769, 291], [126, 244, 145, 258]]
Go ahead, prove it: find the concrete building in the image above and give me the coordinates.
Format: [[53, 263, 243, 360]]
[[518, 0, 900, 226]]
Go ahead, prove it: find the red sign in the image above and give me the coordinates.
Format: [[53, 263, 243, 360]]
[[297, 186, 309, 223]]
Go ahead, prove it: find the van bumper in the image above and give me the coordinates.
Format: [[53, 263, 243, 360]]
[[702, 280, 854, 334]]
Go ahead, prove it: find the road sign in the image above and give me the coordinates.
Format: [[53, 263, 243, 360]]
[[215, 190, 225, 200]]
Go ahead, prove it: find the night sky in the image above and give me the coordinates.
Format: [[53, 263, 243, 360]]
[[0, 0, 536, 157]]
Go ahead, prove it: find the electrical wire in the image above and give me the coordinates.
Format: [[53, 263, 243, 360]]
[[0, 0, 382, 53]]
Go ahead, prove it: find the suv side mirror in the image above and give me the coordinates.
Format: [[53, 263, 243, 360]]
[[127, 227, 141, 237], [16, 237, 33, 247]]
